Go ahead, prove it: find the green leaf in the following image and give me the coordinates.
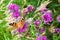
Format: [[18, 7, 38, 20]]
[[26, 0, 40, 7], [53, 34, 58, 40], [13, 0, 25, 9], [0, 21, 7, 27], [0, 13, 6, 20], [29, 25, 36, 37]]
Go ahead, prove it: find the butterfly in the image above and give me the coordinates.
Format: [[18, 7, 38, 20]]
[[9, 17, 25, 29], [9, 12, 26, 29]]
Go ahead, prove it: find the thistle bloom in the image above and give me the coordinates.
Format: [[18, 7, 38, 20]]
[[39, 27, 45, 33], [22, 8, 28, 14], [12, 11, 20, 19], [34, 20, 41, 27], [27, 5, 34, 12], [41, 11, 53, 24], [36, 36, 47, 40], [8, 4, 19, 11], [57, 15, 60, 22], [17, 22, 28, 33], [55, 28, 60, 34], [40, 8, 47, 14]]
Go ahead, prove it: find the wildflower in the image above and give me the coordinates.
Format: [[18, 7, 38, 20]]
[[39, 27, 45, 33], [40, 8, 47, 14], [57, 15, 60, 22], [27, 5, 34, 12], [36, 35, 47, 40], [34, 20, 41, 28], [22, 8, 28, 14], [41, 11, 53, 24], [55, 28, 60, 34], [12, 11, 20, 19], [17, 22, 28, 33], [8, 4, 19, 11]]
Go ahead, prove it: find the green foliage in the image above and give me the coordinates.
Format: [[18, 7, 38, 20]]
[[0, 27, 12, 40], [0, 0, 60, 40], [0, 21, 7, 28], [53, 34, 58, 40], [0, 12, 6, 20], [13, 0, 25, 9], [29, 25, 36, 37]]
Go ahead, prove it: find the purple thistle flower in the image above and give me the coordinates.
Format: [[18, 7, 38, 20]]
[[34, 20, 41, 28], [55, 28, 60, 34], [17, 22, 28, 33], [22, 8, 28, 14], [41, 11, 53, 24], [12, 11, 20, 19], [40, 8, 47, 14], [39, 27, 45, 33], [27, 5, 34, 12], [36, 36, 47, 40], [8, 4, 19, 11], [57, 15, 60, 22]]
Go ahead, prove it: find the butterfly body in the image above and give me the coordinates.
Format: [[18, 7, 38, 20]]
[[9, 17, 25, 29]]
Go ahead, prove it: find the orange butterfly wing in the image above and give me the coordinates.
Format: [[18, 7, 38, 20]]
[[9, 17, 25, 29], [17, 18, 25, 28]]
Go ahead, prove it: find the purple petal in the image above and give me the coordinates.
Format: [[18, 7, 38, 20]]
[[27, 5, 34, 12], [34, 20, 41, 27], [41, 11, 53, 24], [8, 4, 19, 11], [22, 8, 28, 14], [55, 28, 60, 34], [12, 11, 20, 19], [40, 8, 47, 14], [57, 15, 60, 22], [39, 27, 45, 33], [17, 22, 28, 33], [36, 36, 47, 40]]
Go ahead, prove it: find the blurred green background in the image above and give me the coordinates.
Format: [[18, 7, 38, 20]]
[[0, 0, 60, 40]]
